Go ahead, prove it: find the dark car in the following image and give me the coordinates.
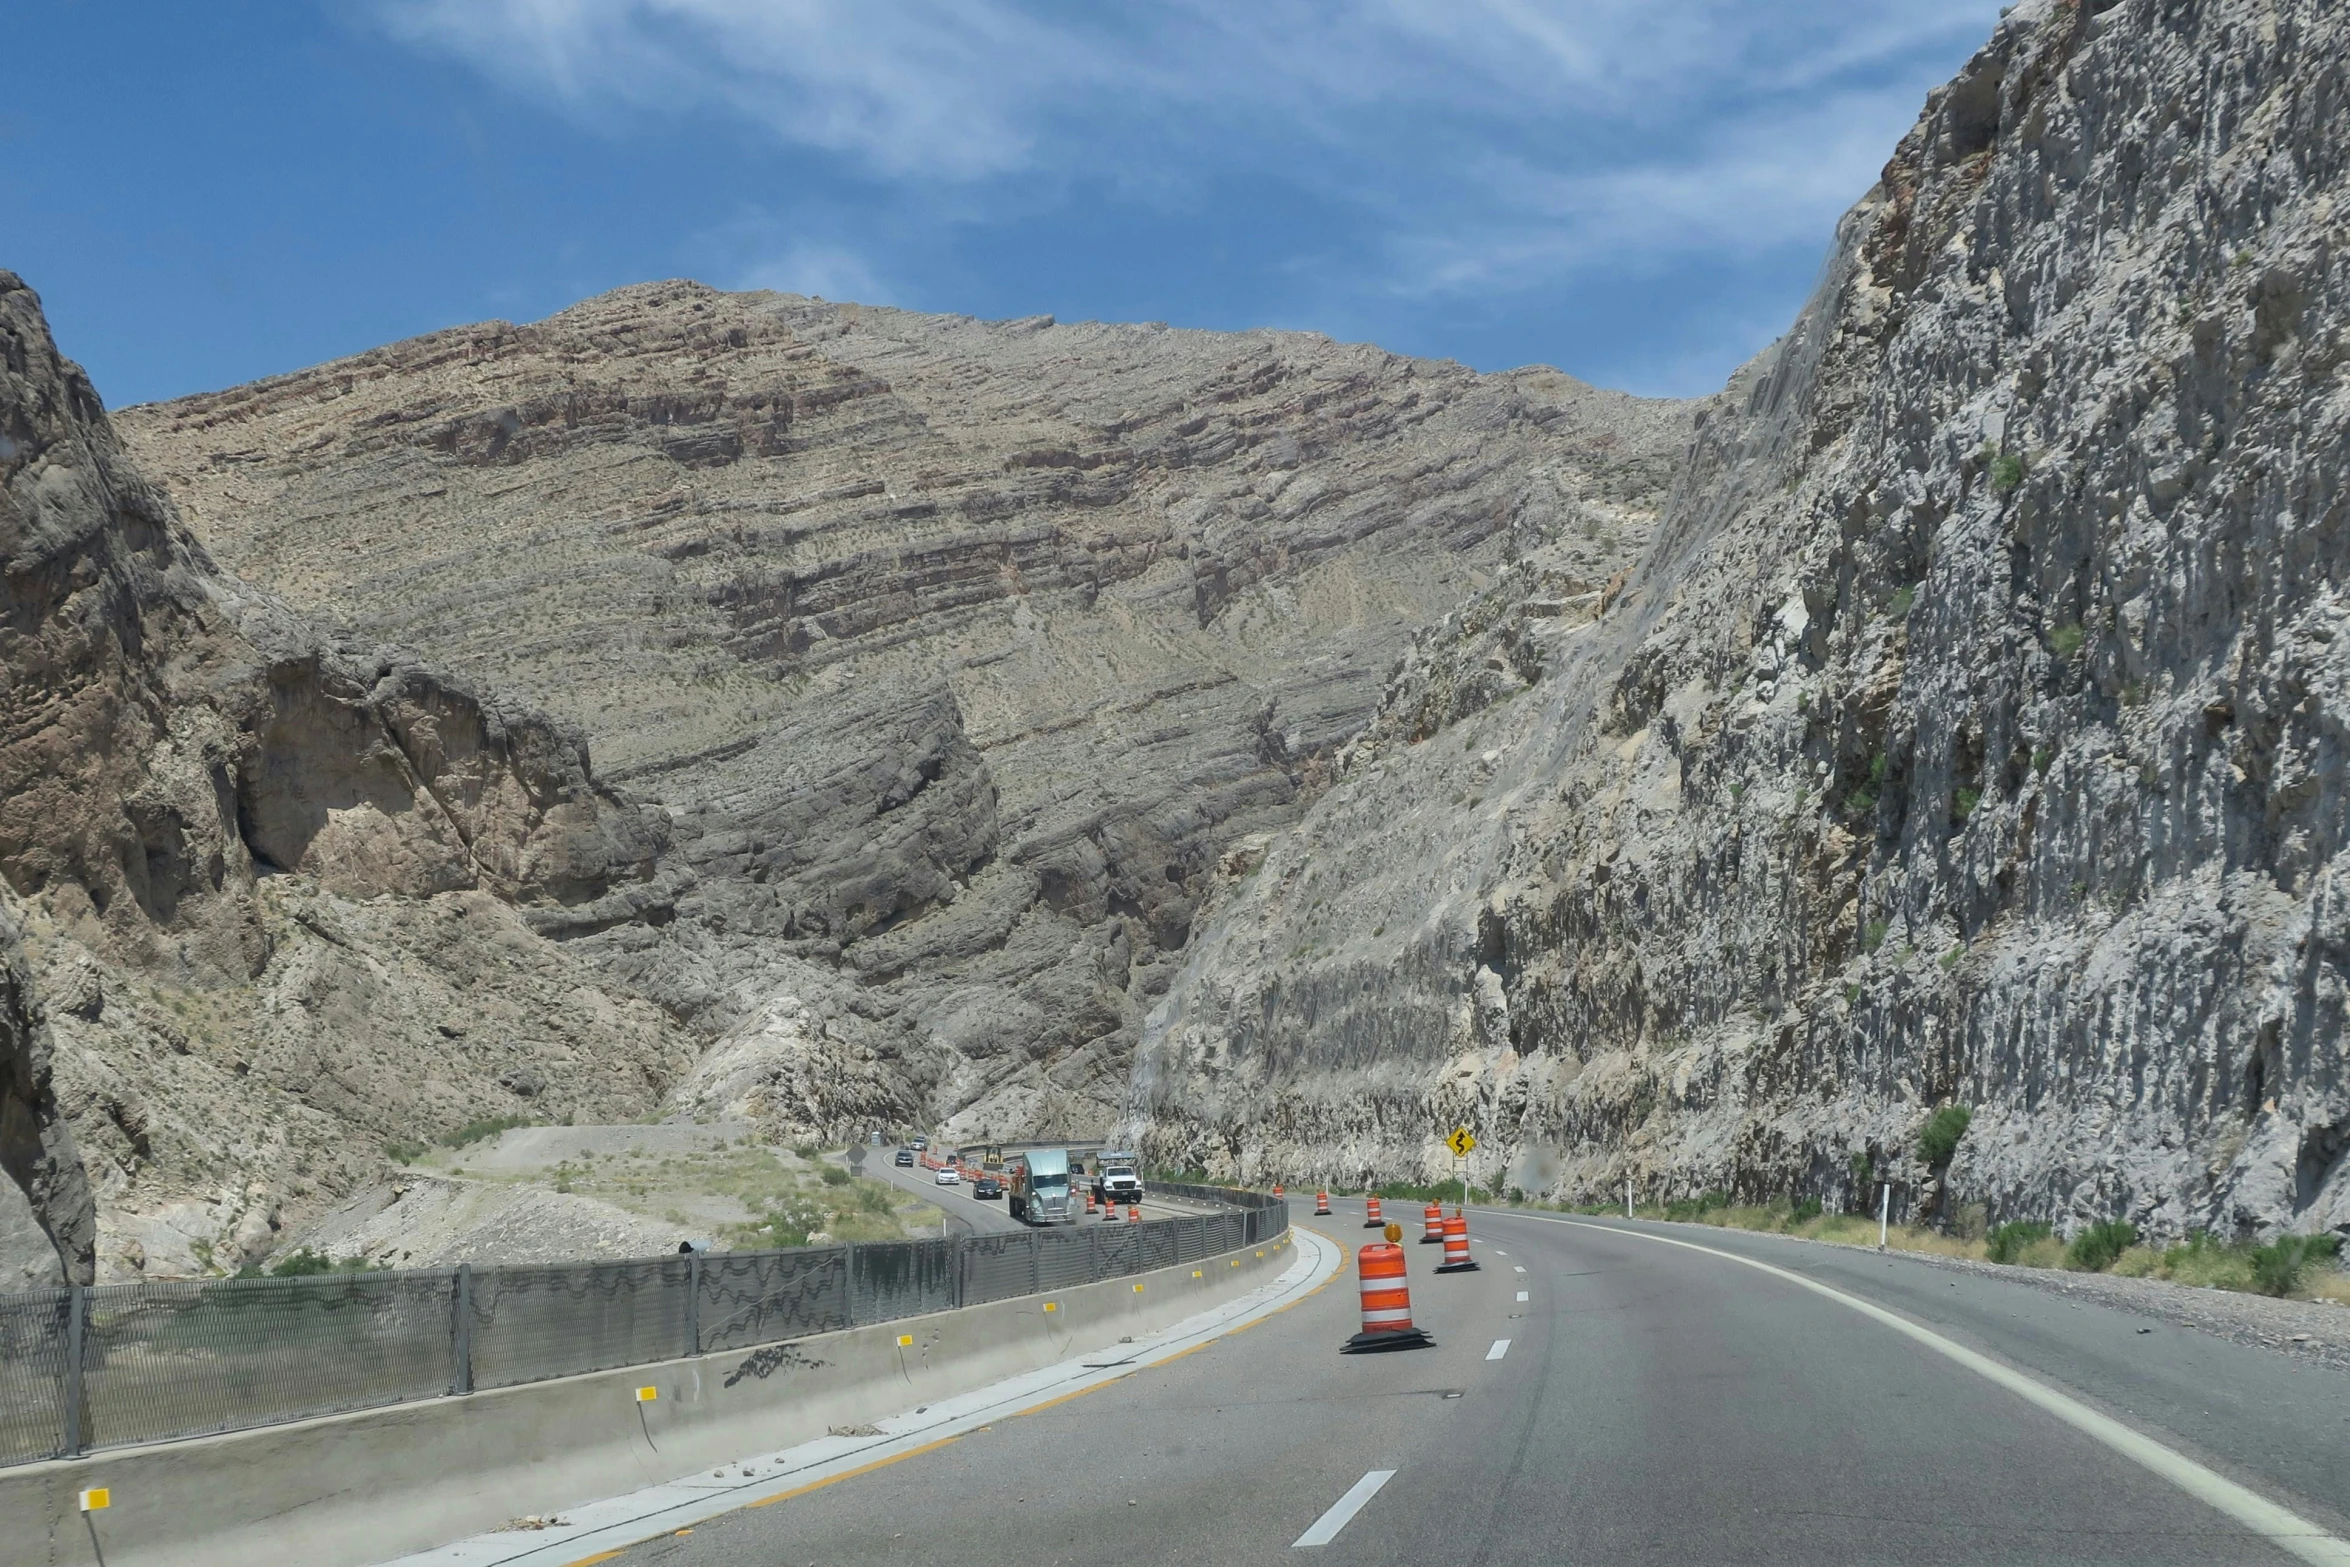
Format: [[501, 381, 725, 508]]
[[973, 1175, 1003, 1200], [894, 1149, 916, 1167]]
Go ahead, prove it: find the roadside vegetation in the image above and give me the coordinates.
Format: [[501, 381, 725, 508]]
[[1309, 1097, 2347, 1307]]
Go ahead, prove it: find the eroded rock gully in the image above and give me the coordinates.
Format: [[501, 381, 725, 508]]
[[118, 289, 1687, 1153], [1, 271, 696, 1279], [1133, 0, 2350, 1243]]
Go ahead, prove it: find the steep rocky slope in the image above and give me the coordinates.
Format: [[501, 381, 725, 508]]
[[0, 272, 699, 1278], [119, 291, 1690, 1140], [1135, 0, 2350, 1244]]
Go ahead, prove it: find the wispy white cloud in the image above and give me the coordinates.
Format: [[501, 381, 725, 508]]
[[367, 0, 2007, 379], [733, 240, 891, 303]]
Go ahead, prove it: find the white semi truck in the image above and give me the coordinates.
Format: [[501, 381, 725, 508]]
[[1004, 1147, 1075, 1225]]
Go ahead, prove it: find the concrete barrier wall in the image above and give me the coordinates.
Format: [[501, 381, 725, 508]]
[[3, 1233, 1296, 1567]]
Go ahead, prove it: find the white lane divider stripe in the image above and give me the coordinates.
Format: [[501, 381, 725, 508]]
[[1516, 1290, 1529, 1302], [1513, 1265, 1526, 1273], [1293, 1469, 1396, 1548], [1532, 1217, 2350, 1567], [1486, 1339, 1511, 1361]]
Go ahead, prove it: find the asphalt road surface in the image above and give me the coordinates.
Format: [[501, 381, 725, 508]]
[[857, 1153, 1206, 1237], [585, 1198, 2350, 1565]]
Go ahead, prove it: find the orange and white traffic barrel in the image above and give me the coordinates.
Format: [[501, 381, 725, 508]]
[[1437, 1211, 1479, 1273], [1363, 1196, 1385, 1231], [1342, 1242, 1432, 1352], [1314, 1190, 1331, 1216], [1421, 1202, 1444, 1243], [1273, 1183, 1285, 1199], [1126, 1203, 1141, 1223], [1085, 1189, 1097, 1214]]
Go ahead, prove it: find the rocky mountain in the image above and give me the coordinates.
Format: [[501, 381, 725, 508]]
[[1132, 0, 2350, 1243], [0, 271, 699, 1280], [117, 289, 1690, 1145]]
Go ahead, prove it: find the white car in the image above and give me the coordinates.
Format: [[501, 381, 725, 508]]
[[934, 1168, 961, 1186]]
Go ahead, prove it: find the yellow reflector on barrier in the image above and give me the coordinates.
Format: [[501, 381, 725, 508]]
[[1043, 1302, 1057, 1312], [635, 1386, 658, 1403], [897, 1334, 915, 1346], [78, 1488, 109, 1512], [1133, 1283, 1144, 1292], [1192, 1269, 1202, 1277]]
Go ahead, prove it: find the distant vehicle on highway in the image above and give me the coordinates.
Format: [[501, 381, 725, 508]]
[[1005, 1148, 1074, 1225], [1094, 1151, 1144, 1208], [934, 1167, 961, 1186], [973, 1175, 1002, 1200], [910, 1135, 928, 1150], [895, 1149, 915, 1167]]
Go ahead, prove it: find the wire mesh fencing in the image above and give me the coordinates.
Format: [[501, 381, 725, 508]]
[[0, 1182, 1287, 1466]]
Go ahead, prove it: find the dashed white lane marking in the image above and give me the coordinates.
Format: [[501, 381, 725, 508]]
[[1513, 1265, 1526, 1273], [1516, 1291, 1529, 1302], [1526, 1216, 2350, 1567], [1486, 1339, 1511, 1361], [1293, 1469, 1396, 1548]]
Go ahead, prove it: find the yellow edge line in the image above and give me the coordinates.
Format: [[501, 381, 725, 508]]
[[561, 1234, 1329, 1562]]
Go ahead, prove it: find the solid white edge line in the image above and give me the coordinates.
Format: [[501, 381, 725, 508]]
[[1292, 1468, 1396, 1548], [1520, 1214, 2350, 1567], [378, 1229, 1343, 1567], [1485, 1339, 1510, 1361]]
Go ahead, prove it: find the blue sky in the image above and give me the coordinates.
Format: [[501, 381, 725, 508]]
[[8, 2, 2005, 409]]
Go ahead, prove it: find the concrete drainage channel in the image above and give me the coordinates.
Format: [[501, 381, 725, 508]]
[[3, 1225, 1331, 1567]]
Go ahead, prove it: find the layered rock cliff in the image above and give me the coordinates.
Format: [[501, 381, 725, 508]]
[[0, 272, 698, 1277], [1134, 0, 2350, 1243], [118, 291, 1690, 1140]]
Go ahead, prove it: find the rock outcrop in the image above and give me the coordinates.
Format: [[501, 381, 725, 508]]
[[118, 290, 1691, 1140], [1134, 0, 2350, 1243], [0, 271, 700, 1276]]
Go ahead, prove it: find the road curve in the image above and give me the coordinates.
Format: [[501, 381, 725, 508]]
[[569, 1198, 2350, 1566], [858, 1154, 1210, 1236]]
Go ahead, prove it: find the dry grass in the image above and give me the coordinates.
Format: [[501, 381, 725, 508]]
[[1527, 1195, 2347, 1305]]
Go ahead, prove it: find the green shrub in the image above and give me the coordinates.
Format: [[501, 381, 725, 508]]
[[1889, 585, 1916, 619], [1789, 1197, 1823, 1225], [438, 1114, 533, 1150], [2066, 1219, 2139, 1273], [1987, 1220, 2052, 1264], [384, 1139, 426, 1165], [2050, 623, 2086, 658], [1863, 919, 1890, 953], [1953, 786, 1980, 822], [820, 1165, 851, 1187], [1990, 454, 2025, 494], [2251, 1233, 2341, 1297], [1916, 1105, 1972, 1169], [1664, 1190, 1733, 1222]]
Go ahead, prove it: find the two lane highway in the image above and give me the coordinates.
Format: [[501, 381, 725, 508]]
[[586, 1198, 2350, 1565]]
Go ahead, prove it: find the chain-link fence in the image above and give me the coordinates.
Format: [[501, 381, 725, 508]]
[[0, 1184, 1287, 1467]]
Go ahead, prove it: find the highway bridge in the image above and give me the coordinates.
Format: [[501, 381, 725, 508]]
[[434, 1196, 2349, 1567]]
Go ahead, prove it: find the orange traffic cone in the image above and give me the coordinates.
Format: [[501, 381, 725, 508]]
[[1437, 1211, 1479, 1273], [1126, 1203, 1141, 1223], [1085, 1189, 1097, 1215], [1314, 1190, 1331, 1216], [1420, 1202, 1444, 1243], [1342, 1242, 1431, 1352], [1363, 1195, 1385, 1231], [1273, 1183, 1285, 1199]]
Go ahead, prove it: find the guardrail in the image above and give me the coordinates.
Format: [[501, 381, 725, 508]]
[[0, 1184, 1286, 1468]]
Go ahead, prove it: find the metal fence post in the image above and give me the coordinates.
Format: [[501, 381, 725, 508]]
[[842, 1246, 857, 1330], [686, 1251, 702, 1358], [951, 1233, 964, 1310], [1029, 1231, 1042, 1296], [450, 1265, 474, 1396], [62, 1285, 87, 1458]]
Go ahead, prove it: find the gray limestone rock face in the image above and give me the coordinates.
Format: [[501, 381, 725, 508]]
[[0, 905, 94, 1287], [117, 288, 1692, 1140], [1134, 0, 2350, 1244], [0, 271, 700, 1278]]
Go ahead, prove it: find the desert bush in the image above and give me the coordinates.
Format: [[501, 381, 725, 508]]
[[2066, 1220, 2139, 1273], [2251, 1233, 2340, 1297], [1986, 1221, 2052, 1264], [1916, 1105, 1972, 1168]]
